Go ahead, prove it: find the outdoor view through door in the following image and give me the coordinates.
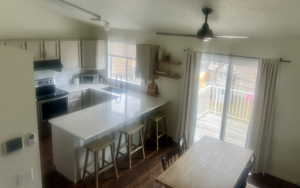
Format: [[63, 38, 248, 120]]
[[194, 54, 258, 147]]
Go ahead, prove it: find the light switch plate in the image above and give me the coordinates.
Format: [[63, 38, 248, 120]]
[[2, 137, 23, 155]]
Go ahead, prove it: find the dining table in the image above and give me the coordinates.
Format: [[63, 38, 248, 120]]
[[156, 136, 254, 188]]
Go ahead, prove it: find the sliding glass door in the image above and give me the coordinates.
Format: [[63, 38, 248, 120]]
[[194, 55, 229, 141], [194, 54, 258, 147]]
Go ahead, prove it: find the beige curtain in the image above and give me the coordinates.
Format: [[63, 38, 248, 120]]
[[136, 44, 159, 84], [177, 50, 201, 147], [246, 58, 280, 173]]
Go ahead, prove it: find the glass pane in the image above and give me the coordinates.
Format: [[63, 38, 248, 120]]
[[109, 42, 139, 85], [224, 58, 258, 147], [110, 56, 126, 80], [194, 54, 229, 142], [109, 42, 136, 58], [110, 42, 127, 57], [127, 59, 140, 84]]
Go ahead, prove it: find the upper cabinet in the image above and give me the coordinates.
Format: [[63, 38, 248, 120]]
[[0, 39, 107, 71], [42, 40, 60, 60], [26, 40, 59, 61], [5, 40, 26, 50], [26, 40, 42, 61], [96, 40, 107, 70], [81, 40, 107, 70], [60, 40, 81, 69]]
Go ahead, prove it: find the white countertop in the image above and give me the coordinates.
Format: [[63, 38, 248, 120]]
[[49, 84, 168, 140]]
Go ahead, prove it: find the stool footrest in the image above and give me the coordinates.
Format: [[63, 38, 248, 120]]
[[117, 151, 126, 157], [131, 145, 143, 154], [97, 164, 114, 175]]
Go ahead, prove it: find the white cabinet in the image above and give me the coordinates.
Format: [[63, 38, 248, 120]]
[[96, 40, 107, 70], [81, 40, 97, 69], [5, 40, 26, 50], [60, 40, 81, 69], [26, 40, 59, 61], [81, 40, 107, 70], [26, 40, 42, 60], [0, 39, 107, 70], [43, 40, 60, 60]]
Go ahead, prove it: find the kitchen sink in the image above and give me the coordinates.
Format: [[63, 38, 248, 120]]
[[102, 86, 124, 94], [68, 88, 117, 113]]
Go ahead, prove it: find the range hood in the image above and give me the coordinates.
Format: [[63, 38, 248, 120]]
[[34, 59, 63, 71]]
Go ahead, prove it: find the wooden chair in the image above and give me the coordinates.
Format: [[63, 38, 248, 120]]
[[178, 137, 187, 155], [150, 113, 168, 152], [161, 148, 181, 170], [160, 137, 186, 170], [116, 123, 146, 169], [235, 155, 256, 188], [82, 135, 119, 188]]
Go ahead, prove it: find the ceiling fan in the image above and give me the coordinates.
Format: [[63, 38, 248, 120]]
[[156, 7, 248, 42]]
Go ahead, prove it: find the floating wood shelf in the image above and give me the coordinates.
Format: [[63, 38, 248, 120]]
[[154, 70, 181, 79]]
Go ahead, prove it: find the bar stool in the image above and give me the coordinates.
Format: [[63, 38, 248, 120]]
[[116, 123, 146, 169], [82, 135, 119, 188], [150, 113, 168, 152]]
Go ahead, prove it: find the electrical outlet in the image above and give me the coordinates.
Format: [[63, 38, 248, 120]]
[[23, 133, 35, 146]]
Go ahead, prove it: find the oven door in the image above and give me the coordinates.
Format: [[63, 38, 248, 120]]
[[39, 96, 68, 121]]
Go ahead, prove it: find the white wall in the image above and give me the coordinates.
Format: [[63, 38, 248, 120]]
[[108, 29, 300, 185], [0, 47, 42, 188], [0, 0, 105, 39]]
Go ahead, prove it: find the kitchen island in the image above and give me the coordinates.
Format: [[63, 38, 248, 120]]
[[49, 84, 168, 183]]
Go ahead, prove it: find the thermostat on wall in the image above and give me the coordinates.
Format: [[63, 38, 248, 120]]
[[2, 137, 23, 155]]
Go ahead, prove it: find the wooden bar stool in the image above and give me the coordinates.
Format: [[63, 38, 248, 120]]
[[150, 113, 168, 152], [82, 135, 119, 188], [116, 123, 146, 169]]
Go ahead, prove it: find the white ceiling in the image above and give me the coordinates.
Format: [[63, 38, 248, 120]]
[[54, 0, 300, 38]]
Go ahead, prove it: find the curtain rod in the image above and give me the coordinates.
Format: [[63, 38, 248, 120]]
[[184, 49, 291, 63]]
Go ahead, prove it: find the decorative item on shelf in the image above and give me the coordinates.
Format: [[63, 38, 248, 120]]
[[147, 80, 159, 97], [160, 52, 181, 64], [154, 49, 182, 79]]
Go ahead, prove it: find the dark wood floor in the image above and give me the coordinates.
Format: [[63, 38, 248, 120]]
[[40, 137, 299, 188]]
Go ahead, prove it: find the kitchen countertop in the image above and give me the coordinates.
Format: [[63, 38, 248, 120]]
[[49, 84, 168, 141]]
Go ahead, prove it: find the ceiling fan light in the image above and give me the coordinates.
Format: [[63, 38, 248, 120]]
[[197, 23, 214, 39], [203, 38, 212, 42]]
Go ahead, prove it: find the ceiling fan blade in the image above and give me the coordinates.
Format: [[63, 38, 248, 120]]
[[156, 32, 197, 38], [215, 35, 249, 39]]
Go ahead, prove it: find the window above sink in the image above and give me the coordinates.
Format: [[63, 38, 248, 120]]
[[107, 41, 141, 86]]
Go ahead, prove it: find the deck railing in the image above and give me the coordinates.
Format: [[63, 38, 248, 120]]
[[206, 86, 254, 122]]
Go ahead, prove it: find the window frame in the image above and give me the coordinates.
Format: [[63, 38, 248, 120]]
[[107, 41, 141, 86]]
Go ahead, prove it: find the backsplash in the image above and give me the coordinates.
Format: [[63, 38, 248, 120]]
[[34, 69, 80, 86], [54, 69, 80, 86]]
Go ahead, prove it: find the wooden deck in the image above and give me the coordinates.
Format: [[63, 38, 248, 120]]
[[194, 113, 249, 147]]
